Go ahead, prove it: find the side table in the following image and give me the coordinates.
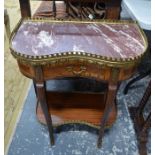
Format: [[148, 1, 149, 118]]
[[10, 18, 147, 147]]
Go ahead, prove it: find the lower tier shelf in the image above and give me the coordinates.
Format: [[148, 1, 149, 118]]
[[36, 91, 117, 128]]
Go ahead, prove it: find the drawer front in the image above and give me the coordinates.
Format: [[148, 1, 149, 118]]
[[18, 61, 137, 82], [43, 63, 111, 81]]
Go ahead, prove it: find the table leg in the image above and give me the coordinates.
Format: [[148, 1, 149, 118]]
[[136, 81, 151, 117], [65, 0, 69, 17], [19, 0, 31, 18], [33, 80, 37, 98], [4, 9, 11, 39], [35, 81, 55, 145], [140, 113, 151, 155], [79, 0, 82, 19], [141, 113, 151, 134], [97, 68, 119, 148], [97, 83, 117, 147], [33, 80, 47, 98], [53, 0, 56, 18], [34, 66, 54, 145], [128, 80, 150, 155]]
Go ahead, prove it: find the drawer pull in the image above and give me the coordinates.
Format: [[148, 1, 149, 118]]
[[66, 66, 87, 76]]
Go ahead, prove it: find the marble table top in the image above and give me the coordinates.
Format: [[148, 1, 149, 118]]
[[11, 19, 147, 60]]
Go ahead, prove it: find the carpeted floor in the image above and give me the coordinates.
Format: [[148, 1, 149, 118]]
[[7, 75, 150, 155]]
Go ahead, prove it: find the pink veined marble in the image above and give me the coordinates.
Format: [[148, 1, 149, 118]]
[[11, 21, 146, 59]]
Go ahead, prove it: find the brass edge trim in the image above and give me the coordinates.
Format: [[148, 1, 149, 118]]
[[53, 121, 101, 129], [9, 18, 147, 68], [10, 50, 140, 68], [25, 17, 137, 24], [35, 102, 109, 130], [38, 119, 113, 130]]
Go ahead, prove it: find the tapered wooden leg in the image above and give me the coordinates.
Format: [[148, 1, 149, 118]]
[[97, 83, 117, 148], [34, 66, 54, 145], [65, 0, 69, 17], [129, 80, 151, 155], [33, 80, 47, 98], [35, 81, 55, 145], [53, 0, 56, 18], [33, 80, 37, 98], [4, 9, 11, 38], [97, 68, 119, 148], [141, 113, 151, 134], [136, 81, 151, 116], [137, 112, 150, 155], [19, 0, 31, 17]]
